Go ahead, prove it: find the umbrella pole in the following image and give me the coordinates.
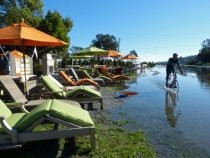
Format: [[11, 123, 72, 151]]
[[22, 46, 28, 98]]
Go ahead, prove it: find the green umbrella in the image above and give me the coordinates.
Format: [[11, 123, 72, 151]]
[[69, 55, 91, 59], [73, 46, 108, 56]]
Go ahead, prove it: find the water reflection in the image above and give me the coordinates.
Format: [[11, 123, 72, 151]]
[[184, 66, 210, 91], [165, 92, 181, 128]]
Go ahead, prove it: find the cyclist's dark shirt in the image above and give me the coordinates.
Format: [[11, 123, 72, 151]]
[[166, 58, 181, 72]]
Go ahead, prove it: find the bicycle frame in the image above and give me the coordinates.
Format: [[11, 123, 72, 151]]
[[168, 72, 179, 92]]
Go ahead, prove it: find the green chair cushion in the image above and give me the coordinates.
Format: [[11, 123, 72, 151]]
[[14, 100, 52, 131], [66, 86, 101, 98], [0, 113, 27, 134], [0, 100, 12, 119], [49, 99, 94, 126], [41, 75, 66, 98], [6, 113, 27, 129], [0, 99, 94, 133]]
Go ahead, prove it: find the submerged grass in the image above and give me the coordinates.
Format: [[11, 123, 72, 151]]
[[0, 115, 156, 158]]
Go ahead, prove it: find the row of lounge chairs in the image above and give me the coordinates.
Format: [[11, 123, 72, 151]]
[[0, 75, 99, 150], [40, 74, 103, 110], [68, 67, 130, 84], [0, 99, 95, 150], [0, 67, 130, 151]]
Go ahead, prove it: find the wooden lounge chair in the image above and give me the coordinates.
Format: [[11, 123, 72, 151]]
[[0, 99, 95, 150], [91, 68, 113, 84], [59, 70, 100, 90], [0, 75, 79, 109], [40, 75, 103, 109], [48, 74, 98, 91], [69, 68, 105, 86], [101, 69, 130, 83], [76, 69, 112, 85]]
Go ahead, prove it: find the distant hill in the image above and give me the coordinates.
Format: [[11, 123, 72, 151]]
[[156, 55, 197, 65]]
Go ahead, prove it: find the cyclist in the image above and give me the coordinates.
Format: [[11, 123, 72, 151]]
[[166, 53, 183, 87]]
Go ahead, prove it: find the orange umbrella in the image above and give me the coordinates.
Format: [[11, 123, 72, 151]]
[[0, 19, 67, 96], [121, 54, 138, 60], [100, 50, 123, 57], [10, 50, 30, 59], [0, 19, 67, 46]]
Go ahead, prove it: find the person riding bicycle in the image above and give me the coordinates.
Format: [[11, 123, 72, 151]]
[[166, 53, 183, 87]]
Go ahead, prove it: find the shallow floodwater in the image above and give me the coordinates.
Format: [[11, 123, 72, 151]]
[[110, 65, 210, 158]]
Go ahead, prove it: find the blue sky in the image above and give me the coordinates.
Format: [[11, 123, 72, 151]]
[[42, 0, 210, 62]]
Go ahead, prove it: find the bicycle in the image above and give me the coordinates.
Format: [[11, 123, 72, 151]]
[[167, 71, 179, 93]]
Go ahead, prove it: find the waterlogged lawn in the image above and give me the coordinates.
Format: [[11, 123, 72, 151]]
[[0, 117, 156, 158], [91, 124, 156, 158]]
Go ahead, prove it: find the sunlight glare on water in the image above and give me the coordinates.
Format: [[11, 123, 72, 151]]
[[110, 65, 210, 158]]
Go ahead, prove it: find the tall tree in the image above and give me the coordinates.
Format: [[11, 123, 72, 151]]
[[130, 50, 138, 57], [39, 10, 73, 57], [70, 46, 83, 54], [0, 0, 43, 27], [197, 39, 210, 63], [91, 34, 119, 51]]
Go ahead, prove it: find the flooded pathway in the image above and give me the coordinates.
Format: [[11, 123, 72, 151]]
[[110, 66, 210, 158]]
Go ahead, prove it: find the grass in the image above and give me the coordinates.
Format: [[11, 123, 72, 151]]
[[0, 114, 156, 158]]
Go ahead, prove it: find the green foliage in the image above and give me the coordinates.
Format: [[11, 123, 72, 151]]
[[70, 46, 84, 53], [146, 62, 156, 67], [39, 11, 73, 57], [0, 0, 43, 27], [197, 47, 210, 64], [130, 50, 138, 57], [0, 2, 73, 60], [91, 34, 119, 50]]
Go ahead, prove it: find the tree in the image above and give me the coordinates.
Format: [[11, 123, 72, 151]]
[[197, 39, 210, 64], [91, 34, 119, 50], [201, 39, 210, 49], [130, 50, 138, 57], [0, 0, 43, 27], [0, 2, 73, 59], [70, 46, 84, 54], [38, 10, 73, 58]]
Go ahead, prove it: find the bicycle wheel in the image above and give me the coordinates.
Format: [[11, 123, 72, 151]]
[[171, 80, 179, 93]]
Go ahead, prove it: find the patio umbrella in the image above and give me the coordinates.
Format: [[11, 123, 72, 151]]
[[73, 46, 108, 56], [0, 20, 67, 46], [69, 55, 91, 59], [99, 50, 123, 57], [121, 54, 138, 60], [0, 19, 67, 96], [73, 46, 108, 67]]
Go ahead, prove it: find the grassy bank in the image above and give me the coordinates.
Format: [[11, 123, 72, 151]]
[[0, 114, 156, 158]]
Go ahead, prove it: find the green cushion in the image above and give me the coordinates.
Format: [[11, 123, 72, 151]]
[[14, 100, 52, 131], [41, 75, 66, 98], [66, 86, 101, 98], [49, 99, 94, 127], [76, 69, 93, 79], [0, 100, 12, 119], [6, 113, 27, 129], [0, 113, 27, 134], [1, 99, 94, 133]]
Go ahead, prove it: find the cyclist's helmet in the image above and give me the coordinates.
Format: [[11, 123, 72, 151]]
[[173, 53, 178, 58]]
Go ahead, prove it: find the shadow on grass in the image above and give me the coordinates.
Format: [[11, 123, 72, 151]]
[[0, 137, 92, 158], [0, 140, 59, 158], [60, 137, 91, 157]]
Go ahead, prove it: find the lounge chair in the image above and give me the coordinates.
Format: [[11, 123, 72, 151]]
[[100, 69, 130, 83], [0, 75, 80, 109], [48, 74, 98, 91], [59, 71, 100, 90], [69, 68, 105, 86], [76, 69, 112, 84], [91, 68, 113, 84], [0, 99, 95, 150], [40, 75, 103, 109]]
